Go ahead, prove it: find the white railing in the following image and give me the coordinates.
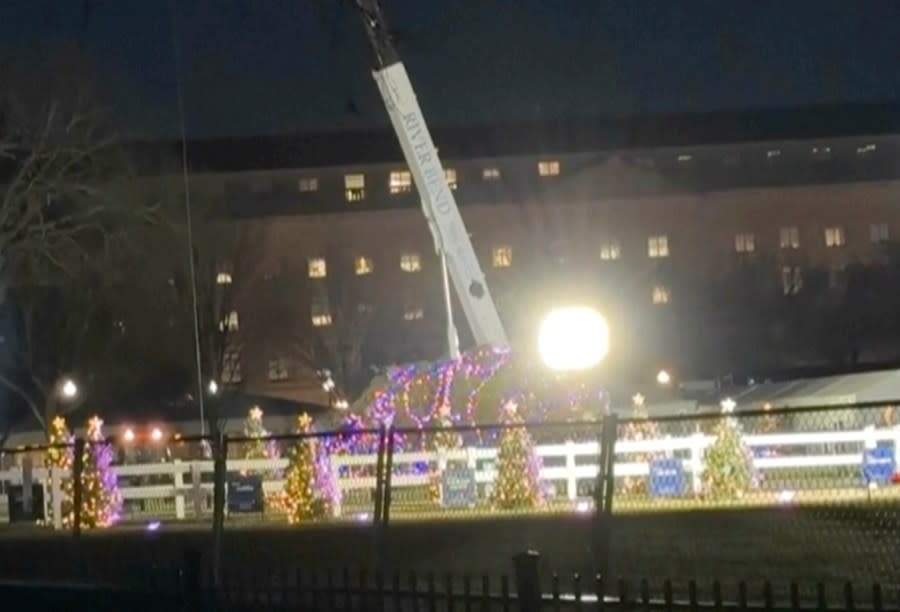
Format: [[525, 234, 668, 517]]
[[2, 425, 898, 529]]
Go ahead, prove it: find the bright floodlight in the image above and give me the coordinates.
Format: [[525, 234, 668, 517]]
[[123, 428, 135, 443], [538, 306, 609, 371], [150, 427, 163, 442], [61, 379, 78, 399], [656, 369, 672, 386]]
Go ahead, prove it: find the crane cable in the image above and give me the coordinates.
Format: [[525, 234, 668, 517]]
[[169, 0, 206, 435]]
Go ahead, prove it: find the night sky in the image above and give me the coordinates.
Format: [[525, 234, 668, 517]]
[[2, 1, 899, 138]]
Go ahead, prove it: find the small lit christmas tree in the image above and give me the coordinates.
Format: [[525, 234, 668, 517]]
[[44, 416, 74, 526], [492, 399, 542, 509], [78, 416, 122, 528], [621, 394, 662, 495], [243, 406, 270, 460], [282, 413, 334, 522], [703, 401, 756, 500]]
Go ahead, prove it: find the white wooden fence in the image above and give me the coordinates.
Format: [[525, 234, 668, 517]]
[[2, 425, 898, 529]]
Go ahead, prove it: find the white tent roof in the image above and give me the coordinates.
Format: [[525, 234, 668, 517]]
[[731, 369, 900, 409]]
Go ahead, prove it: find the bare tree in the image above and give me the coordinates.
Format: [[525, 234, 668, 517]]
[[0, 45, 160, 440]]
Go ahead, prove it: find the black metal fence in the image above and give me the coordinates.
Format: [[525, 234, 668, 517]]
[[1, 401, 899, 603]]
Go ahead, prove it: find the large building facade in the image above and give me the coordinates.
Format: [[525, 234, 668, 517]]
[[168, 104, 900, 404]]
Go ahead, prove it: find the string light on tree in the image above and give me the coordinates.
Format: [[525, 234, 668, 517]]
[[492, 398, 542, 510], [76, 416, 122, 528], [703, 399, 758, 500], [44, 416, 74, 527], [281, 413, 337, 522]]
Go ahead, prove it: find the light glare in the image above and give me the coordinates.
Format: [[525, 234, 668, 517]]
[[61, 379, 78, 399], [538, 307, 609, 371]]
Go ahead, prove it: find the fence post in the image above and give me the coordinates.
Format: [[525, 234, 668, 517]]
[[893, 425, 900, 476], [565, 440, 577, 501], [373, 425, 387, 525], [689, 431, 705, 495], [375, 427, 395, 577], [190, 462, 203, 519], [512, 550, 542, 612], [372, 425, 388, 571], [212, 432, 228, 588], [382, 427, 394, 526], [173, 459, 185, 520], [50, 466, 62, 530], [71, 437, 85, 537], [20, 456, 33, 517], [331, 459, 343, 518], [593, 414, 617, 584]]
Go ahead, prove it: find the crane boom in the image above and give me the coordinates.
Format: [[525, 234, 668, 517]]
[[351, 0, 508, 349]]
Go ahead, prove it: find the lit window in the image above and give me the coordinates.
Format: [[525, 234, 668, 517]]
[[298, 177, 318, 192], [345, 173, 365, 202], [648, 235, 669, 258], [400, 252, 421, 273], [216, 272, 233, 285], [492, 245, 512, 268], [482, 167, 501, 181], [857, 143, 877, 155], [538, 160, 560, 176], [444, 168, 458, 190], [308, 257, 327, 279], [652, 285, 669, 305], [676, 154, 693, 163], [355, 255, 374, 275], [267, 356, 289, 381], [779, 226, 800, 249], [600, 239, 621, 261], [734, 233, 755, 253], [403, 306, 424, 321], [766, 149, 782, 160], [824, 226, 845, 248], [220, 310, 239, 332], [870, 223, 890, 244], [311, 295, 332, 327], [389, 170, 412, 194], [221, 347, 242, 384], [782, 266, 803, 295]]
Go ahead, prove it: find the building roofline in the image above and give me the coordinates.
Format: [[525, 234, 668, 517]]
[[133, 101, 900, 173]]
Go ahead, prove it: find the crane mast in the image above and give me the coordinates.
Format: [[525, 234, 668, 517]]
[[351, 0, 509, 351]]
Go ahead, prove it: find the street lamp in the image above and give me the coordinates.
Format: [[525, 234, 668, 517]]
[[656, 369, 672, 386], [538, 306, 610, 371], [208, 380, 219, 395], [60, 379, 78, 400], [123, 428, 135, 443], [150, 427, 163, 442]]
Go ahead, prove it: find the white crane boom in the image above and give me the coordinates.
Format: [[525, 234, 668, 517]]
[[351, 0, 509, 350]]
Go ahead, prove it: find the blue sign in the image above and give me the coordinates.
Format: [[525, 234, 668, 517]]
[[649, 459, 684, 497], [227, 474, 264, 513], [862, 445, 895, 486], [441, 467, 477, 508]]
